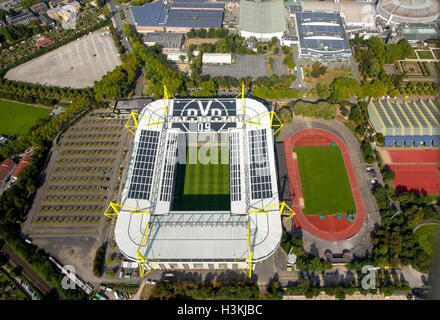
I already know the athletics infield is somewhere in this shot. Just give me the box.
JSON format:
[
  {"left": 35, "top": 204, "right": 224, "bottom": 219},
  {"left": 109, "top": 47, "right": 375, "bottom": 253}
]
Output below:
[{"left": 283, "top": 128, "right": 365, "bottom": 241}]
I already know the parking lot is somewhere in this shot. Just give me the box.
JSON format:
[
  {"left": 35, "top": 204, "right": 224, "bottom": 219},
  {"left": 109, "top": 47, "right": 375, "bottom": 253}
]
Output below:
[{"left": 5, "top": 31, "right": 121, "bottom": 88}]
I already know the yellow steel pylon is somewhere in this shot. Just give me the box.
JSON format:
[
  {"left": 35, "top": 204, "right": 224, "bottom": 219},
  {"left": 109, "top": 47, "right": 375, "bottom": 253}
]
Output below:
[
  {"left": 234, "top": 82, "right": 245, "bottom": 117},
  {"left": 244, "top": 110, "right": 283, "bottom": 135},
  {"left": 247, "top": 201, "right": 296, "bottom": 223},
  {"left": 124, "top": 112, "right": 163, "bottom": 135},
  {"left": 103, "top": 202, "right": 150, "bottom": 221}
]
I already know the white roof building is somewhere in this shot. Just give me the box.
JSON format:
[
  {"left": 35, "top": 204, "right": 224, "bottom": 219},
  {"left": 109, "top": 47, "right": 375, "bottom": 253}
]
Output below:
[
  {"left": 202, "top": 53, "right": 232, "bottom": 64},
  {"left": 114, "top": 98, "right": 282, "bottom": 272}
]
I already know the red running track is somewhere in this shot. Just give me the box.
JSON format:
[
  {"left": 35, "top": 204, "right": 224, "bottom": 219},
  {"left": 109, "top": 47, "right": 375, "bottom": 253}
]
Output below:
[{"left": 283, "top": 128, "right": 365, "bottom": 241}]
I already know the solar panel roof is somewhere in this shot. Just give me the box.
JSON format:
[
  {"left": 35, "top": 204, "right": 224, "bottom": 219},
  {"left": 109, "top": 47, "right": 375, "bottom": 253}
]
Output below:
[{"left": 166, "top": 9, "right": 223, "bottom": 28}]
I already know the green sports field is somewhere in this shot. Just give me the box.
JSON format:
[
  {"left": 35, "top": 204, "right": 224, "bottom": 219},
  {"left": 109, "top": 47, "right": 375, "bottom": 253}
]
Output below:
[
  {"left": 173, "top": 146, "right": 230, "bottom": 211},
  {"left": 0, "top": 99, "right": 50, "bottom": 136},
  {"left": 293, "top": 146, "right": 356, "bottom": 215}
]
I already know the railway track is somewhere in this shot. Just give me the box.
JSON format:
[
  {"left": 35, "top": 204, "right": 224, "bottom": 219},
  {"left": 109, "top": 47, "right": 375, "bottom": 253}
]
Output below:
[{"left": 0, "top": 243, "right": 61, "bottom": 299}]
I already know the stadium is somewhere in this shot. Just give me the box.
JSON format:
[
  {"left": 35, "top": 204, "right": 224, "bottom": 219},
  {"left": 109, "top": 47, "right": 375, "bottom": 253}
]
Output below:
[
  {"left": 112, "top": 95, "right": 283, "bottom": 275},
  {"left": 377, "top": 0, "right": 440, "bottom": 24}
]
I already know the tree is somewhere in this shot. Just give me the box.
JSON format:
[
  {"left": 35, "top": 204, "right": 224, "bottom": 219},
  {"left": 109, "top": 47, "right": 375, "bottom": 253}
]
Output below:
[
  {"left": 179, "top": 55, "right": 186, "bottom": 63},
  {"left": 123, "top": 23, "right": 133, "bottom": 39},
  {"left": 311, "top": 62, "right": 326, "bottom": 78}
]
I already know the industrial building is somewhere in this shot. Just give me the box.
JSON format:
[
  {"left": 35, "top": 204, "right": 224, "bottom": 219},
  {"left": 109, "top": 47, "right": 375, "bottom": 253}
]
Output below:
[
  {"left": 5, "top": 9, "right": 38, "bottom": 25},
  {"left": 377, "top": 0, "right": 440, "bottom": 24},
  {"left": 130, "top": 0, "right": 224, "bottom": 34},
  {"left": 239, "top": 0, "right": 286, "bottom": 41},
  {"left": 367, "top": 99, "right": 440, "bottom": 147},
  {"left": 202, "top": 53, "right": 232, "bottom": 64},
  {"left": 297, "top": 1, "right": 377, "bottom": 30},
  {"left": 144, "top": 32, "right": 184, "bottom": 51},
  {"left": 401, "top": 24, "right": 440, "bottom": 44},
  {"left": 295, "top": 11, "right": 351, "bottom": 62},
  {"left": 114, "top": 97, "right": 282, "bottom": 271}
]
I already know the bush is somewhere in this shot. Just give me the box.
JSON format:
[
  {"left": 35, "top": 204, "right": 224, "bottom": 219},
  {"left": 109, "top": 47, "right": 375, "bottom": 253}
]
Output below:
[
  {"left": 93, "top": 245, "right": 106, "bottom": 277},
  {"left": 291, "top": 101, "right": 336, "bottom": 120}
]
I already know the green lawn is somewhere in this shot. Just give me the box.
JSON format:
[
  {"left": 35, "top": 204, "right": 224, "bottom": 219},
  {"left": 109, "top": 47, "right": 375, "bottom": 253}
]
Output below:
[
  {"left": 173, "top": 146, "right": 230, "bottom": 211},
  {"left": 0, "top": 99, "right": 50, "bottom": 136},
  {"left": 416, "top": 50, "right": 435, "bottom": 60},
  {"left": 293, "top": 146, "right": 356, "bottom": 215},
  {"left": 415, "top": 225, "right": 439, "bottom": 256}
]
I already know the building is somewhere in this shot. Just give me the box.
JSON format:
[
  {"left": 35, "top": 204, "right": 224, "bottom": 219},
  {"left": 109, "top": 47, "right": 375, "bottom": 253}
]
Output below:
[
  {"left": 144, "top": 32, "right": 184, "bottom": 51},
  {"left": 297, "top": 1, "right": 376, "bottom": 30},
  {"left": 39, "top": 14, "right": 54, "bottom": 26},
  {"left": 130, "top": 0, "right": 224, "bottom": 34},
  {"left": 0, "top": 0, "right": 20, "bottom": 11},
  {"left": 167, "top": 52, "right": 189, "bottom": 63},
  {"left": 49, "top": 0, "right": 76, "bottom": 8},
  {"left": 11, "top": 154, "right": 31, "bottom": 182},
  {"left": 377, "top": 0, "right": 440, "bottom": 25},
  {"left": 5, "top": 10, "right": 38, "bottom": 25},
  {"left": 401, "top": 24, "right": 440, "bottom": 44},
  {"left": 114, "top": 97, "right": 282, "bottom": 271},
  {"left": 367, "top": 99, "right": 440, "bottom": 147},
  {"left": 296, "top": 11, "right": 351, "bottom": 62},
  {"left": 114, "top": 98, "right": 154, "bottom": 114},
  {"left": 0, "top": 159, "right": 17, "bottom": 189},
  {"left": 202, "top": 53, "right": 232, "bottom": 64},
  {"left": 47, "top": 1, "right": 80, "bottom": 20},
  {"left": 36, "top": 37, "right": 52, "bottom": 48},
  {"left": 245, "top": 36, "right": 258, "bottom": 52},
  {"left": 239, "top": 0, "right": 286, "bottom": 40},
  {"left": 31, "top": 2, "right": 49, "bottom": 14}
]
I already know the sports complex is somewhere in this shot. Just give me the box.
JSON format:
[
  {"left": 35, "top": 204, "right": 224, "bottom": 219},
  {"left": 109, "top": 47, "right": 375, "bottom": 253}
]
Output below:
[
  {"left": 109, "top": 93, "right": 289, "bottom": 276},
  {"left": 283, "top": 128, "right": 366, "bottom": 242}
]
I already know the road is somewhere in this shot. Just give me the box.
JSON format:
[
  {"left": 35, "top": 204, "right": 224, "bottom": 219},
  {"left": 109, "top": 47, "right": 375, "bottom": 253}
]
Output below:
[
  {"left": 0, "top": 242, "right": 60, "bottom": 299},
  {"left": 107, "top": 0, "right": 131, "bottom": 53},
  {"left": 350, "top": 55, "right": 361, "bottom": 84}
]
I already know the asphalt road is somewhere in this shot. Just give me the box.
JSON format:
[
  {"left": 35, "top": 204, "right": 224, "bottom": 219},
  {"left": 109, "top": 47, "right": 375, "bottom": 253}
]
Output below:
[{"left": 107, "top": 0, "right": 131, "bottom": 53}]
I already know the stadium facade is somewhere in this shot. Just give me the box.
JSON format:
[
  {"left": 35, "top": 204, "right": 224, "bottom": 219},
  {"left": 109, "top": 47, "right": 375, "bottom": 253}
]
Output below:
[
  {"left": 377, "top": 0, "right": 440, "bottom": 24},
  {"left": 295, "top": 11, "right": 351, "bottom": 62},
  {"left": 367, "top": 99, "right": 440, "bottom": 147},
  {"left": 239, "top": 0, "right": 287, "bottom": 41},
  {"left": 129, "top": 0, "right": 224, "bottom": 33},
  {"left": 114, "top": 97, "right": 282, "bottom": 271}
]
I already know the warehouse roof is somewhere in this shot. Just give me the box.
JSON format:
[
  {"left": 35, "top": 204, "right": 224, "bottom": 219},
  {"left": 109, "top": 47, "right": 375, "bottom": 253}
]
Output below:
[
  {"left": 130, "top": 2, "right": 168, "bottom": 27},
  {"left": 367, "top": 99, "right": 440, "bottom": 136},
  {"left": 166, "top": 9, "right": 223, "bottom": 28},
  {"left": 296, "top": 11, "right": 350, "bottom": 53},
  {"left": 239, "top": 0, "right": 286, "bottom": 34},
  {"left": 144, "top": 32, "right": 184, "bottom": 49},
  {"left": 171, "top": 2, "right": 224, "bottom": 10}
]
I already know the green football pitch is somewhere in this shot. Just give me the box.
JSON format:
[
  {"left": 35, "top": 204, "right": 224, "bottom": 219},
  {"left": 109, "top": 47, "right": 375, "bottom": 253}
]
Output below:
[
  {"left": 0, "top": 99, "right": 50, "bottom": 136},
  {"left": 173, "top": 146, "right": 230, "bottom": 211},
  {"left": 293, "top": 146, "right": 356, "bottom": 215}
]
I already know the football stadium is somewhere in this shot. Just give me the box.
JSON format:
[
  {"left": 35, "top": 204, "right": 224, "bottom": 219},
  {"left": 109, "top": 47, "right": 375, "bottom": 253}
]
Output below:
[{"left": 110, "top": 95, "right": 284, "bottom": 275}]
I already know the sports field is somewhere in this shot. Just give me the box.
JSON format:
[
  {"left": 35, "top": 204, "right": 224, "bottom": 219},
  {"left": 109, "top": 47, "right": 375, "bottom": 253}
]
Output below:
[
  {"left": 293, "top": 145, "right": 356, "bottom": 215},
  {"left": 173, "top": 146, "right": 230, "bottom": 211},
  {"left": 415, "top": 225, "right": 439, "bottom": 256},
  {"left": 0, "top": 99, "right": 50, "bottom": 136}
]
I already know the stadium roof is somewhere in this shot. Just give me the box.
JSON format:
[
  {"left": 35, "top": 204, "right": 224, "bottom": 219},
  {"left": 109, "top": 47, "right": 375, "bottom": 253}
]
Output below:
[
  {"left": 115, "top": 98, "right": 282, "bottom": 264},
  {"left": 296, "top": 11, "right": 350, "bottom": 54},
  {"left": 367, "top": 99, "right": 440, "bottom": 136},
  {"left": 239, "top": 0, "right": 286, "bottom": 34},
  {"left": 377, "top": 0, "right": 440, "bottom": 23}
]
